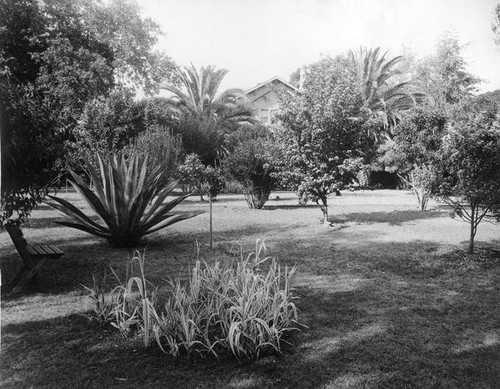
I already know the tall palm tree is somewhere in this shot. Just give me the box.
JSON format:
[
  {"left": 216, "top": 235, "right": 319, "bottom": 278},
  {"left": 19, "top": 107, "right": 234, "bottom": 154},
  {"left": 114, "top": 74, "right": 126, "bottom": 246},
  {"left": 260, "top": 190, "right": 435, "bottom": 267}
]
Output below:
[
  {"left": 349, "top": 47, "right": 425, "bottom": 141},
  {"left": 161, "top": 64, "right": 254, "bottom": 126},
  {"left": 160, "top": 64, "right": 254, "bottom": 164}
]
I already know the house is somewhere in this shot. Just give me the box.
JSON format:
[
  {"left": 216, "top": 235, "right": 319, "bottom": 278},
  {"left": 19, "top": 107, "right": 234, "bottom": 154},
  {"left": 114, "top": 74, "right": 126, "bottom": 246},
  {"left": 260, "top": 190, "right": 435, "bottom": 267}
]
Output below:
[{"left": 245, "top": 76, "right": 299, "bottom": 125}]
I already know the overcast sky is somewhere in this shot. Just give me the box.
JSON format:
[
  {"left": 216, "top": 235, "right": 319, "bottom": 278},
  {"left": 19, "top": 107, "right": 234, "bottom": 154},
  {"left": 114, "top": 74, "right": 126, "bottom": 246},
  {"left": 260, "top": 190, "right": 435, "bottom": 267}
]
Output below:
[{"left": 140, "top": 0, "right": 500, "bottom": 93}]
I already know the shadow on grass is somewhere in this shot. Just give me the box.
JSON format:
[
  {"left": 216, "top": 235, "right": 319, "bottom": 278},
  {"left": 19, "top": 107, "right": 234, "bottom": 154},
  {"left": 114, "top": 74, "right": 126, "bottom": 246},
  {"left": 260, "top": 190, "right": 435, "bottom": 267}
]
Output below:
[
  {"left": 0, "top": 314, "right": 242, "bottom": 388},
  {"left": 338, "top": 209, "right": 445, "bottom": 226},
  {"left": 3, "top": 242, "right": 500, "bottom": 389},
  {"left": 263, "top": 203, "right": 318, "bottom": 210},
  {"left": 0, "top": 221, "right": 298, "bottom": 296},
  {"left": 3, "top": 230, "right": 500, "bottom": 387}
]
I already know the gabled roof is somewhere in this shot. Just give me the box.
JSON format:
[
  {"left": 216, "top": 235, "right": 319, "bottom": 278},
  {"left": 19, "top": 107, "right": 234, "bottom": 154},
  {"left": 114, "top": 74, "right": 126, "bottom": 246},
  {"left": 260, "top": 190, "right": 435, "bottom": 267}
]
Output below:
[{"left": 245, "top": 76, "right": 299, "bottom": 95}]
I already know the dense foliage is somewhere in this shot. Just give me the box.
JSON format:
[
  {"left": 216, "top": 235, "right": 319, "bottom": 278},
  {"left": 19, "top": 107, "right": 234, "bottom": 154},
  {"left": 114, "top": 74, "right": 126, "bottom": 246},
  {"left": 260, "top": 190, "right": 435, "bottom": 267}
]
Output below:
[
  {"left": 414, "top": 33, "right": 480, "bottom": 106},
  {"left": 161, "top": 64, "right": 254, "bottom": 166},
  {"left": 126, "top": 126, "right": 184, "bottom": 193},
  {"left": 433, "top": 100, "right": 500, "bottom": 253},
  {"left": 350, "top": 47, "right": 424, "bottom": 141},
  {"left": 225, "top": 137, "right": 278, "bottom": 209},
  {"left": 176, "top": 154, "right": 225, "bottom": 200},
  {"left": 379, "top": 106, "right": 448, "bottom": 210},
  {"left": 276, "top": 55, "right": 370, "bottom": 223},
  {"left": 0, "top": 0, "right": 174, "bottom": 222}
]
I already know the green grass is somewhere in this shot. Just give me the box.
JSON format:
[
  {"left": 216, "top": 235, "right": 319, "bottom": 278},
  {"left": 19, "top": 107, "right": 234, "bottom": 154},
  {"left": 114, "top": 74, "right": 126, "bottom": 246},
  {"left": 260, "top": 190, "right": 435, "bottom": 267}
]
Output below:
[{"left": 2, "top": 190, "right": 500, "bottom": 388}]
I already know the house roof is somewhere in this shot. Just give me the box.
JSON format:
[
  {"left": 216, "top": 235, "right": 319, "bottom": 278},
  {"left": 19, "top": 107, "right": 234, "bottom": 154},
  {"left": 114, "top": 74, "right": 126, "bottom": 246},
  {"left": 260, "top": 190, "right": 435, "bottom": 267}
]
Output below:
[{"left": 245, "top": 76, "right": 299, "bottom": 95}]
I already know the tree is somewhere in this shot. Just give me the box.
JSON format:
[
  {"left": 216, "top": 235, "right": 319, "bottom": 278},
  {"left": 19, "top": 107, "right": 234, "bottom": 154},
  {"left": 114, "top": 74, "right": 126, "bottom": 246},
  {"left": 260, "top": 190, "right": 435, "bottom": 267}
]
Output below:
[
  {"left": 415, "top": 32, "right": 480, "bottom": 106},
  {"left": 177, "top": 154, "right": 225, "bottom": 201},
  {"left": 434, "top": 99, "right": 500, "bottom": 254},
  {"left": 70, "top": 87, "right": 144, "bottom": 163},
  {"left": 493, "top": 4, "right": 500, "bottom": 47},
  {"left": 0, "top": 0, "right": 173, "bottom": 222},
  {"left": 275, "top": 55, "right": 369, "bottom": 224},
  {"left": 379, "top": 106, "right": 448, "bottom": 210},
  {"left": 349, "top": 47, "right": 424, "bottom": 141},
  {"left": 161, "top": 64, "right": 254, "bottom": 165}
]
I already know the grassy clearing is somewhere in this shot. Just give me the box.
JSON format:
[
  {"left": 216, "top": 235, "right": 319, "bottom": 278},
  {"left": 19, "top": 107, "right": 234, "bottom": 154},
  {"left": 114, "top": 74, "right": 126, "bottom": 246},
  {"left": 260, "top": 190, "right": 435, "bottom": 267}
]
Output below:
[{"left": 1, "top": 190, "right": 500, "bottom": 388}]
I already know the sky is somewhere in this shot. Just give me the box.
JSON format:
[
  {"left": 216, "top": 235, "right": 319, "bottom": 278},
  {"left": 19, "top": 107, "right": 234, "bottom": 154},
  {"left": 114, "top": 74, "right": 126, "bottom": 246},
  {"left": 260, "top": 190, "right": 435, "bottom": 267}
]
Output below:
[{"left": 140, "top": 0, "right": 500, "bottom": 93}]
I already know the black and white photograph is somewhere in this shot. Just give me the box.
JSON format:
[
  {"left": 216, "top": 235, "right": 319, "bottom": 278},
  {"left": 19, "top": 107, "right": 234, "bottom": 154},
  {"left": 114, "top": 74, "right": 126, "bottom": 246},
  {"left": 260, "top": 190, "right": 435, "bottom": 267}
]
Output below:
[{"left": 1, "top": 0, "right": 500, "bottom": 387}]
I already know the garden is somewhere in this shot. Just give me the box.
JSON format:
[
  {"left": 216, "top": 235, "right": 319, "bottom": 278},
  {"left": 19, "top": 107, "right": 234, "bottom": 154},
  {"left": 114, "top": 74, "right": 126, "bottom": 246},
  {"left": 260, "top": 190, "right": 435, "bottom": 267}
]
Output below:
[
  {"left": 2, "top": 0, "right": 500, "bottom": 388},
  {"left": 2, "top": 190, "right": 500, "bottom": 388}
]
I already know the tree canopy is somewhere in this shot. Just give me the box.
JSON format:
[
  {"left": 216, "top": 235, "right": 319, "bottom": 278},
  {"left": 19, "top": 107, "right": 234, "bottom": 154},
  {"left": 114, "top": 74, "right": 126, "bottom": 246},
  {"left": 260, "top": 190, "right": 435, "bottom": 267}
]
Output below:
[
  {"left": 0, "top": 0, "right": 173, "bottom": 221},
  {"left": 415, "top": 32, "right": 480, "bottom": 106},
  {"left": 276, "top": 55, "right": 370, "bottom": 224},
  {"left": 160, "top": 63, "right": 254, "bottom": 166},
  {"left": 350, "top": 47, "right": 424, "bottom": 141},
  {"left": 433, "top": 99, "right": 500, "bottom": 253}
]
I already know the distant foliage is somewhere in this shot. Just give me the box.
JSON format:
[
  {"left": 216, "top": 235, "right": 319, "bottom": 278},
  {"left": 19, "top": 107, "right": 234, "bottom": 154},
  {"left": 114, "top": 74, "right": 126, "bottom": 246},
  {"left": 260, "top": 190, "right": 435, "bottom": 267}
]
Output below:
[
  {"left": 493, "top": 4, "right": 500, "bottom": 47},
  {"left": 350, "top": 47, "right": 424, "bottom": 140},
  {"left": 70, "top": 87, "right": 144, "bottom": 166},
  {"left": 161, "top": 64, "right": 255, "bottom": 166},
  {"left": 126, "top": 126, "right": 184, "bottom": 192},
  {"left": 415, "top": 32, "right": 480, "bottom": 106},
  {"left": 225, "top": 137, "right": 278, "bottom": 209},
  {"left": 380, "top": 106, "right": 448, "bottom": 210}
]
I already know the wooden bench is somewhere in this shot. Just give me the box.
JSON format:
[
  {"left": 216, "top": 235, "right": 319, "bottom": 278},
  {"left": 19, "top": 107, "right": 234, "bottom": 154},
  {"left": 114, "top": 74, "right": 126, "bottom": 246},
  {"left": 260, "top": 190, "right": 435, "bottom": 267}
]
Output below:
[{"left": 5, "top": 219, "right": 64, "bottom": 294}]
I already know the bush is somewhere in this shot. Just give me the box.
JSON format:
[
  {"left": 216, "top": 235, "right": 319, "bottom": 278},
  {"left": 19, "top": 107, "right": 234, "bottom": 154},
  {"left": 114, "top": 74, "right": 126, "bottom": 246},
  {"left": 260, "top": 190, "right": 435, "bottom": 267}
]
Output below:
[
  {"left": 177, "top": 154, "right": 225, "bottom": 200},
  {"left": 126, "top": 126, "right": 184, "bottom": 192},
  {"left": 84, "top": 241, "right": 301, "bottom": 361},
  {"left": 46, "top": 153, "right": 202, "bottom": 247},
  {"left": 225, "top": 139, "right": 277, "bottom": 209},
  {"left": 222, "top": 179, "right": 245, "bottom": 194}
]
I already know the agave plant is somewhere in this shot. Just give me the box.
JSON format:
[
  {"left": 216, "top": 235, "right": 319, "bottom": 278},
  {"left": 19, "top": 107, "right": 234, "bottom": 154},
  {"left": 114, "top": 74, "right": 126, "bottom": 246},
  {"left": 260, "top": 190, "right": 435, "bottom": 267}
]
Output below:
[{"left": 47, "top": 153, "right": 202, "bottom": 247}]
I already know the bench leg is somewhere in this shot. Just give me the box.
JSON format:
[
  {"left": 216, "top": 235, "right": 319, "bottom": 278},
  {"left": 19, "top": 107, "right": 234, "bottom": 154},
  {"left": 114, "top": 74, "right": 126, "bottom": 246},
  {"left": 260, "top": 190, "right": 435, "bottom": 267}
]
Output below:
[{"left": 10, "top": 258, "right": 47, "bottom": 295}]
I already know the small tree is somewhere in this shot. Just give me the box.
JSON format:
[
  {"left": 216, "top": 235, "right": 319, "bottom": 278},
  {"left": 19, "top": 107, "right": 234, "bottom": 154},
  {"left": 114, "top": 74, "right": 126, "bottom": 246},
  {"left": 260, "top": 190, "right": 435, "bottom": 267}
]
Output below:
[
  {"left": 275, "top": 55, "right": 368, "bottom": 224},
  {"left": 177, "top": 154, "right": 225, "bottom": 201},
  {"left": 434, "top": 102, "right": 500, "bottom": 253},
  {"left": 379, "top": 106, "right": 448, "bottom": 210}
]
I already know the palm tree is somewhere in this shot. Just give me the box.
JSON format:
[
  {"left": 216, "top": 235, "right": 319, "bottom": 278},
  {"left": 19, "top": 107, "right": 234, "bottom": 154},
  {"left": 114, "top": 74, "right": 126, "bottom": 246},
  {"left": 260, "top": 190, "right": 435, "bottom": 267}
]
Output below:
[
  {"left": 160, "top": 64, "right": 254, "bottom": 164},
  {"left": 161, "top": 64, "right": 254, "bottom": 124},
  {"left": 349, "top": 47, "right": 425, "bottom": 141}
]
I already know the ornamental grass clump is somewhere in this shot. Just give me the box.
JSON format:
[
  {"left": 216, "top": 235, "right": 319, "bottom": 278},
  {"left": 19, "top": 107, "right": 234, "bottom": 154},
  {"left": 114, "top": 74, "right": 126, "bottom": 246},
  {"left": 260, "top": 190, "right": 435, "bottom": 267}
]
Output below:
[
  {"left": 83, "top": 253, "right": 158, "bottom": 346},
  {"left": 153, "top": 241, "right": 299, "bottom": 360},
  {"left": 84, "top": 241, "right": 301, "bottom": 361},
  {"left": 47, "top": 153, "right": 202, "bottom": 247}
]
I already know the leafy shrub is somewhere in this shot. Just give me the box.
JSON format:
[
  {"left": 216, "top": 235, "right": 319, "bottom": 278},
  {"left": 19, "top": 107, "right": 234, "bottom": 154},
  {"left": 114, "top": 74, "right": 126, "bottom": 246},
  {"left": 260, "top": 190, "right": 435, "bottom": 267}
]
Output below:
[
  {"left": 46, "top": 153, "right": 202, "bottom": 247},
  {"left": 177, "top": 154, "right": 225, "bottom": 200},
  {"left": 85, "top": 241, "right": 301, "bottom": 361},
  {"left": 225, "top": 140, "right": 278, "bottom": 209},
  {"left": 126, "top": 125, "right": 184, "bottom": 192},
  {"left": 222, "top": 179, "right": 245, "bottom": 194}
]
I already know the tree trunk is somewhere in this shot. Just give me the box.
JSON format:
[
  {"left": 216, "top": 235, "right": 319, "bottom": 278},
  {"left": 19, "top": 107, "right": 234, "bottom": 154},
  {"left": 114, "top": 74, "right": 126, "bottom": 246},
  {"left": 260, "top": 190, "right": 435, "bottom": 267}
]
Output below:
[
  {"left": 411, "top": 172, "right": 428, "bottom": 211},
  {"left": 316, "top": 196, "right": 329, "bottom": 225},
  {"left": 468, "top": 206, "right": 476, "bottom": 254}
]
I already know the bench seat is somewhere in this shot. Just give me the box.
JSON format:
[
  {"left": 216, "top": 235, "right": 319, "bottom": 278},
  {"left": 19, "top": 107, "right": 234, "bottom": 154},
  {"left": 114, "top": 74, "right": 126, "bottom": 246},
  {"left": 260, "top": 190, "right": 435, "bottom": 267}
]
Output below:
[{"left": 27, "top": 245, "right": 64, "bottom": 257}]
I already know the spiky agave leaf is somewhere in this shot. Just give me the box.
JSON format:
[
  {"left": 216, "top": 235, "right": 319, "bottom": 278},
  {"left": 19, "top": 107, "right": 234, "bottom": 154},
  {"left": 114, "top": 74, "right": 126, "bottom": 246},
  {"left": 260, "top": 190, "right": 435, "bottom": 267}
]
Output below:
[{"left": 46, "top": 153, "right": 202, "bottom": 246}]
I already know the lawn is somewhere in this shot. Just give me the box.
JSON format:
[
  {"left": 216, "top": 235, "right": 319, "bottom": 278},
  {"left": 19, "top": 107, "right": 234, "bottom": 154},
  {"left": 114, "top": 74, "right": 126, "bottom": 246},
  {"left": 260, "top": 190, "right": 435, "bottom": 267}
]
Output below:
[{"left": 1, "top": 190, "right": 500, "bottom": 388}]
